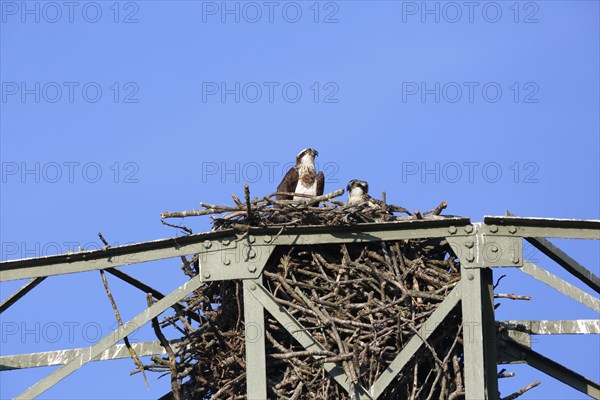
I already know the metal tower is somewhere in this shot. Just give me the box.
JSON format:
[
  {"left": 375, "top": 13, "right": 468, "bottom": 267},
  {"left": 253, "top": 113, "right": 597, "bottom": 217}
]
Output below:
[{"left": 1, "top": 214, "right": 599, "bottom": 399}]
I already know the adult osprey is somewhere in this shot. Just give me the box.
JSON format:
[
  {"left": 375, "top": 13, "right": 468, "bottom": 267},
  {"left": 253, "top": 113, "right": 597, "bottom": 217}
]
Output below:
[
  {"left": 346, "top": 179, "right": 383, "bottom": 208},
  {"left": 276, "top": 148, "right": 325, "bottom": 200}
]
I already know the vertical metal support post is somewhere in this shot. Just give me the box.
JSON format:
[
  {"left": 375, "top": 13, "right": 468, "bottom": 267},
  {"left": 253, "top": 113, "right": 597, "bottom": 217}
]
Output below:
[
  {"left": 481, "top": 268, "right": 499, "bottom": 399},
  {"left": 461, "top": 267, "right": 487, "bottom": 400},
  {"left": 243, "top": 280, "right": 267, "bottom": 400}
]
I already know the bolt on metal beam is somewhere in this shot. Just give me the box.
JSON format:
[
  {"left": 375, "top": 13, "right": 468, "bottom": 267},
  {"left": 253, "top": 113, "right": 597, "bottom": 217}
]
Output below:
[{"left": 484, "top": 216, "right": 600, "bottom": 240}]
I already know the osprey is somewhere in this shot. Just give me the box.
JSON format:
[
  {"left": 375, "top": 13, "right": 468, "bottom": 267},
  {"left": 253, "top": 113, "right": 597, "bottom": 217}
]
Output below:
[
  {"left": 276, "top": 148, "right": 325, "bottom": 200},
  {"left": 346, "top": 179, "right": 383, "bottom": 208}
]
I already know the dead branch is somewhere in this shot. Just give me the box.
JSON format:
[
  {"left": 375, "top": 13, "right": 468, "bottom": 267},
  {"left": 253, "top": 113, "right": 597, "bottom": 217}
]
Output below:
[
  {"left": 500, "top": 380, "right": 541, "bottom": 400},
  {"left": 494, "top": 293, "right": 532, "bottom": 301},
  {"left": 99, "top": 270, "right": 148, "bottom": 387}
]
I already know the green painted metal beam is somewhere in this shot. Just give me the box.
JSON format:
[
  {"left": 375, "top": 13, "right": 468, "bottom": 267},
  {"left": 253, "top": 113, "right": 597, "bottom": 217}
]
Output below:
[
  {"left": 0, "top": 218, "right": 470, "bottom": 282},
  {"left": 484, "top": 216, "right": 600, "bottom": 240},
  {"left": 0, "top": 239, "right": 207, "bottom": 282},
  {"left": 243, "top": 280, "right": 267, "bottom": 399},
  {"left": 269, "top": 220, "right": 470, "bottom": 247},
  {"left": 520, "top": 261, "right": 600, "bottom": 313},
  {"left": 481, "top": 268, "right": 499, "bottom": 399},
  {"left": 461, "top": 268, "right": 487, "bottom": 400}
]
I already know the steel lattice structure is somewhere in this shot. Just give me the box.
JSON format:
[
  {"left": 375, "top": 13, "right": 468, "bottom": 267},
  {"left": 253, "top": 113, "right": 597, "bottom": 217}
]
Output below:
[{"left": 1, "top": 214, "right": 599, "bottom": 399}]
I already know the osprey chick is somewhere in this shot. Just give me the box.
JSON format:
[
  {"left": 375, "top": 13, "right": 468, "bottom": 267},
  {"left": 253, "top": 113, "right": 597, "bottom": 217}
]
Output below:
[
  {"left": 346, "top": 179, "right": 383, "bottom": 208},
  {"left": 277, "top": 148, "right": 325, "bottom": 200}
]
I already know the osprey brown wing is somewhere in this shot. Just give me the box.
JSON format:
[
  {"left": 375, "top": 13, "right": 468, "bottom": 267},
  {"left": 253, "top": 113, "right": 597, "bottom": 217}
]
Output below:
[
  {"left": 276, "top": 167, "right": 299, "bottom": 200},
  {"left": 316, "top": 171, "right": 325, "bottom": 196}
]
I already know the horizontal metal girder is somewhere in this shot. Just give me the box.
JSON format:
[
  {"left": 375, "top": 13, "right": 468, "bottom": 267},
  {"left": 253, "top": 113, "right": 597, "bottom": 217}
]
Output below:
[
  {"left": 0, "top": 238, "right": 208, "bottom": 282},
  {"left": 500, "top": 320, "right": 600, "bottom": 335},
  {"left": 0, "top": 340, "right": 178, "bottom": 371},
  {"left": 0, "top": 217, "right": 470, "bottom": 282},
  {"left": 268, "top": 217, "right": 471, "bottom": 246},
  {"left": 484, "top": 216, "right": 600, "bottom": 240}
]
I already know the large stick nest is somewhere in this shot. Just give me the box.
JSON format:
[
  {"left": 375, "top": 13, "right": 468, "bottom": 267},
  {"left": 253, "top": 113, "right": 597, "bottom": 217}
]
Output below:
[{"left": 156, "top": 189, "right": 465, "bottom": 399}]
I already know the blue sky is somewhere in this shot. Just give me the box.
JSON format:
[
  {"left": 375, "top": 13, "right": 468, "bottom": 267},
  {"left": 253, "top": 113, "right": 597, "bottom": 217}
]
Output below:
[{"left": 1, "top": 0, "right": 599, "bottom": 399}]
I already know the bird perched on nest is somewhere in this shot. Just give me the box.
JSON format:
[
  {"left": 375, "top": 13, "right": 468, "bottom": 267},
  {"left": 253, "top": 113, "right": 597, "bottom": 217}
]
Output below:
[
  {"left": 276, "top": 148, "right": 325, "bottom": 201},
  {"left": 346, "top": 179, "right": 385, "bottom": 208}
]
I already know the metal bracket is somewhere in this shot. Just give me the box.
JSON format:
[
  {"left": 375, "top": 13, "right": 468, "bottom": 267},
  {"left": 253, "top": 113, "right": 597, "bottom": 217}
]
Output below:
[
  {"left": 447, "top": 223, "right": 523, "bottom": 269},
  {"left": 199, "top": 236, "right": 274, "bottom": 281}
]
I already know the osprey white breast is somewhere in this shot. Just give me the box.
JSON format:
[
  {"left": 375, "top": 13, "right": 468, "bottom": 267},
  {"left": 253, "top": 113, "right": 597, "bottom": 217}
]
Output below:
[{"left": 276, "top": 148, "right": 325, "bottom": 201}]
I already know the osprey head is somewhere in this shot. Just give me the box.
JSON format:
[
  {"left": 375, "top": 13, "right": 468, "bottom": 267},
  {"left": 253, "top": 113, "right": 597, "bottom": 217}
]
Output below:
[
  {"left": 347, "top": 179, "right": 369, "bottom": 204},
  {"left": 296, "top": 148, "right": 319, "bottom": 165},
  {"left": 347, "top": 179, "right": 369, "bottom": 194}
]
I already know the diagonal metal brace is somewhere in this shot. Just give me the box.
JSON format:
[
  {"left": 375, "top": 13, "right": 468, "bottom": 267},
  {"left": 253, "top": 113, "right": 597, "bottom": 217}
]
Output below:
[
  {"left": 0, "top": 277, "right": 46, "bottom": 314},
  {"left": 15, "top": 274, "right": 205, "bottom": 399},
  {"left": 247, "top": 279, "right": 373, "bottom": 399},
  {"left": 506, "top": 211, "right": 600, "bottom": 294},
  {"left": 370, "top": 282, "right": 462, "bottom": 398},
  {"left": 524, "top": 236, "right": 599, "bottom": 295},
  {"left": 520, "top": 261, "right": 600, "bottom": 313},
  {"left": 498, "top": 337, "right": 600, "bottom": 399}
]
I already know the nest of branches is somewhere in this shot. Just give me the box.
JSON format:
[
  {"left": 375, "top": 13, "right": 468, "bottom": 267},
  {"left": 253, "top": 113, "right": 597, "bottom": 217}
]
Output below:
[
  {"left": 152, "top": 187, "right": 470, "bottom": 399},
  {"left": 160, "top": 187, "right": 450, "bottom": 232}
]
